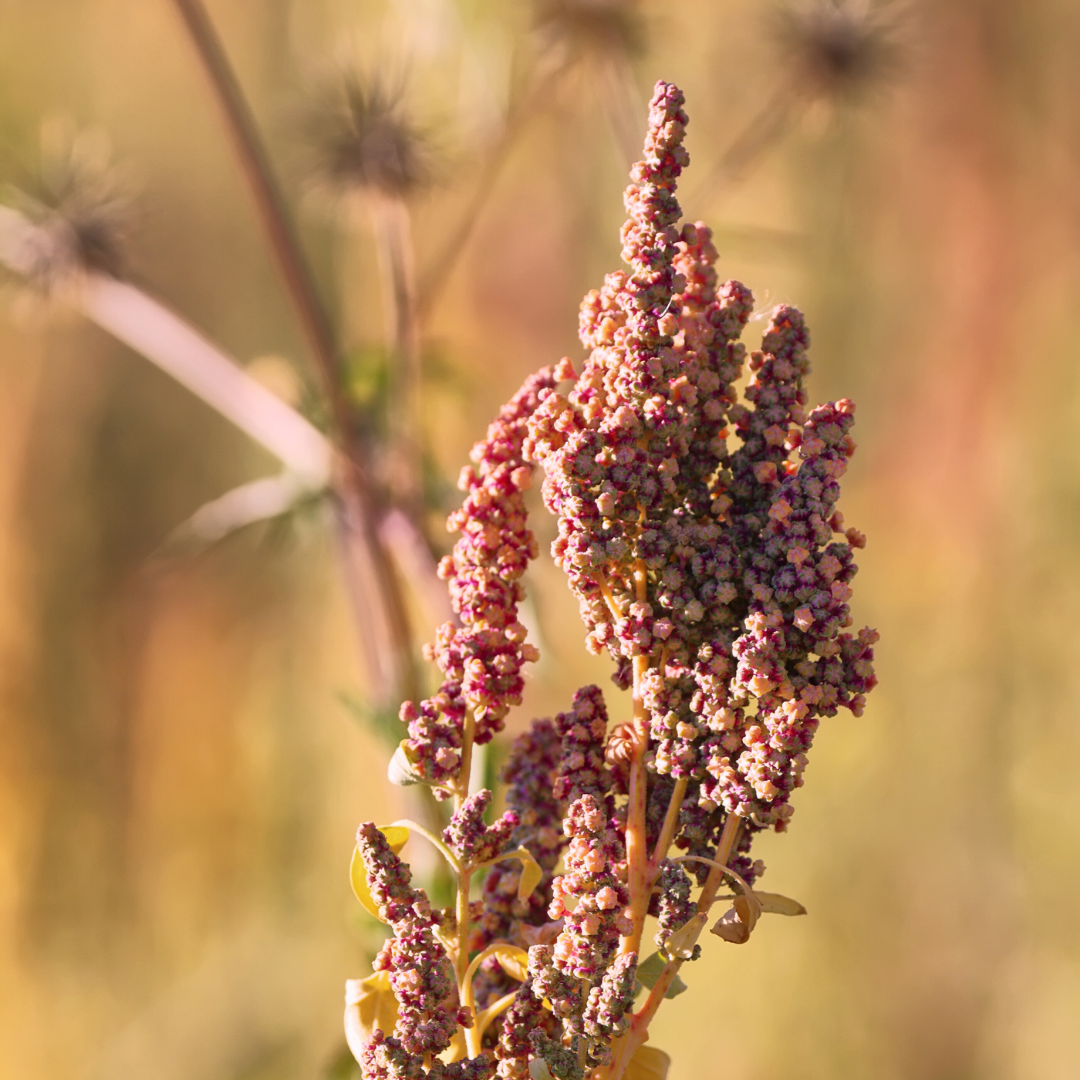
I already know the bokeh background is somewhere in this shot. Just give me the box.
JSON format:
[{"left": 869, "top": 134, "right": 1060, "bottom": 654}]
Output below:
[{"left": 2, "top": 1, "right": 1079, "bottom": 1079}]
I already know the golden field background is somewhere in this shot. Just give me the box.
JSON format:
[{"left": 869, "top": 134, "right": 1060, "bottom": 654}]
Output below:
[{"left": 1, "top": 1, "right": 1079, "bottom": 1079}]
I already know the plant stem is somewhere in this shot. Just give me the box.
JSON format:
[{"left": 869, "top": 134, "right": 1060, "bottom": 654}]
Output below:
[
  {"left": 620, "top": 653, "right": 651, "bottom": 958},
  {"left": 168, "top": 0, "right": 338, "bottom": 391},
  {"left": 695, "top": 812, "right": 742, "bottom": 916},
  {"left": 688, "top": 81, "right": 801, "bottom": 207},
  {"left": 606, "top": 814, "right": 743, "bottom": 1080},
  {"left": 370, "top": 194, "right": 424, "bottom": 519},
  {"left": 452, "top": 708, "right": 478, "bottom": 1048},
  {"left": 650, "top": 775, "right": 689, "bottom": 870}
]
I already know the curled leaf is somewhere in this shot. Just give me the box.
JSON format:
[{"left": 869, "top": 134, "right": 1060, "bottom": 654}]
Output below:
[
  {"left": 711, "top": 889, "right": 763, "bottom": 944},
  {"left": 626, "top": 1046, "right": 671, "bottom": 1080},
  {"left": 709, "top": 866, "right": 765, "bottom": 944},
  {"left": 479, "top": 845, "right": 543, "bottom": 902},
  {"left": 487, "top": 943, "right": 530, "bottom": 982},
  {"left": 349, "top": 825, "right": 410, "bottom": 920},
  {"left": 344, "top": 971, "right": 398, "bottom": 1064},
  {"left": 388, "top": 741, "right": 428, "bottom": 787},
  {"left": 756, "top": 891, "right": 808, "bottom": 916},
  {"left": 711, "top": 904, "right": 751, "bottom": 944},
  {"left": 634, "top": 951, "right": 687, "bottom": 999},
  {"left": 438, "top": 1029, "right": 468, "bottom": 1064},
  {"left": 662, "top": 911, "right": 707, "bottom": 961},
  {"left": 520, "top": 920, "right": 563, "bottom": 948},
  {"left": 529, "top": 1060, "right": 555, "bottom": 1080},
  {"left": 474, "top": 988, "right": 521, "bottom": 1041}
]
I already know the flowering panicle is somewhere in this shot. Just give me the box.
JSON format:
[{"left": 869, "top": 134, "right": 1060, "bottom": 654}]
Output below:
[
  {"left": 495, "top": 981, "right": 551, "bottom": 1080},
  {"left": 444, "top": 791, "right": 519, "bottom": 867},
  {"left": 474, "top": 720, "right": 563, "bottom": 958},
  {"left": 347, "top": 78, "right": 877, "bottom": 1080},
  {"left": 400, "top": 367, "right": 562, "bottom": 791},
  {"left": 356, "top": 824, "right": 464, "bottom": 1058},
  {"left": 554, "top": 685, "right": 613, "bottom": 807}
]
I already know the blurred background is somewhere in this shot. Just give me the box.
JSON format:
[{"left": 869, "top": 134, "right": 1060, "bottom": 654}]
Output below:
[{"left": 1, "top": 1, "right": 1079, "bottom": 1078}]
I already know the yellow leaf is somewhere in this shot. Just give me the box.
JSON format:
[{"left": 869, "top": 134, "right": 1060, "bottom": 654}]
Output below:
[
  {"left": 438, "top": 1029, "right": 468, "bottom": 1064},
  {"left": 662, "top": 912, "right": 707, "bottom": 961},
  {"left": 756, "top": 891, "right": 807, "bottom": 916},
  {"left": 344, "top": 971, "right": 399, "bottom": 1064},
  {"left": 388, "top": 741, "right": 427, "bottom": 787},
  {"left": 505, "top": 847, "right": 543, "bottom": 902},
  {"left": 626, "top": 1045, "right": 671, "bottom": 1080},
  {"left": 734, "top": 890, "right": 762, "bottom": 934},
  {"left": 486, "top": 943, "right": 530, "bottom": 982},
  {"left": 350, "top": 826, "right": 410, "bottom": 921}
]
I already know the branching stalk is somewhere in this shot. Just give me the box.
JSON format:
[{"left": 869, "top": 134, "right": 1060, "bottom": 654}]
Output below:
[
  {"left": 606, "top": 815, "right": 743, "bottom": 1080},
  {"left": 621, "top": 653, "right": 651, "bottom": 959}
]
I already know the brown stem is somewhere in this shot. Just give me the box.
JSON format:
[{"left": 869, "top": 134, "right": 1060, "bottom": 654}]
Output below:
[
  {"left": 620, "top": 653, "right": 651, "bottom": 958},
  {"left": 168, "top": 0, "right": 339, "bottom": 397},
  {"left": 606, "top": 814, "right": 743, "bottom": 1080},
  {"left": 167, "top": 0, "right": 420, "bottom": 703}
]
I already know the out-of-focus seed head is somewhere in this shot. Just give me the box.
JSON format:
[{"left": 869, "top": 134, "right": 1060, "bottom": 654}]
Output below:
[
  {"left": 533, "top": 0, "right": 644, "bottom": 65},
  {"left": 299, "top": 67, "right": 436, "bottom": 202},
  {"left": 1, "top": 121, "right": 130, "bottom": 296},
  {"left": 775, "top": 0, "right": 901, "bottom": 101}
]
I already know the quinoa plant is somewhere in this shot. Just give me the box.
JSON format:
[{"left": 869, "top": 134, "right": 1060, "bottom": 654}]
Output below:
[{"left": 346, "top": 81, "right": 878, "bottom": 1080}]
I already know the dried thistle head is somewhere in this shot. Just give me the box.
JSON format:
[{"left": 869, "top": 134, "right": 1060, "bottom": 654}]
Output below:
[
  {"left": 775, "top": 0, "right": 901, "bottom": 101},
  {"left": 298, "top": 67, "right": 436, "bottom": 203},
  {"left": 533, "top": 0, "right": 644, "bottom": 66},
  {"left": 1, "top": 120, "right": 130, "bottom": 296}
]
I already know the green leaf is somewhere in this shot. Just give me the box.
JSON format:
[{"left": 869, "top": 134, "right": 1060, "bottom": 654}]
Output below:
[
  {"left": 634, "top": 952, "right": 687, "bottom": 999},
  {"left": 350, "top": 826, "right": 410, "bottom": 921}
]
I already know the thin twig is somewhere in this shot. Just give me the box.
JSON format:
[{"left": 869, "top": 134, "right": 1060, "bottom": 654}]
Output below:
[
  {"left": 167, "top": 0, "right": 339, "bottom": 394},
  {"left": 167, "top": 0, "right": 421, "bottom": 702},
  {"left": 416, "top": 62, "right": 565, "bottom": 319},
  {"left": 370, "top": 194, "right": 423, "bottom": 517},
  {"left": 650, "top": 775, "right": 689, "bottom": 870},
  {"left": 687, "top": 81, "right": 802, "bottom": 207}
]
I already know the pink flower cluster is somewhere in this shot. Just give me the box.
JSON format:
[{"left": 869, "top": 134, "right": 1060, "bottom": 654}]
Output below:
[
  {"left": 349, "top": 78, "right": 877, "bottom": 1080},
  {"left": 400, "top": 367, "right": 563, "bottom": 789},
  {"left": 357, "top": 824, "right": 468, "bottom": 1060},
  {"left": 525, "top": 80, "right": 877, "bottom": 829}
]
